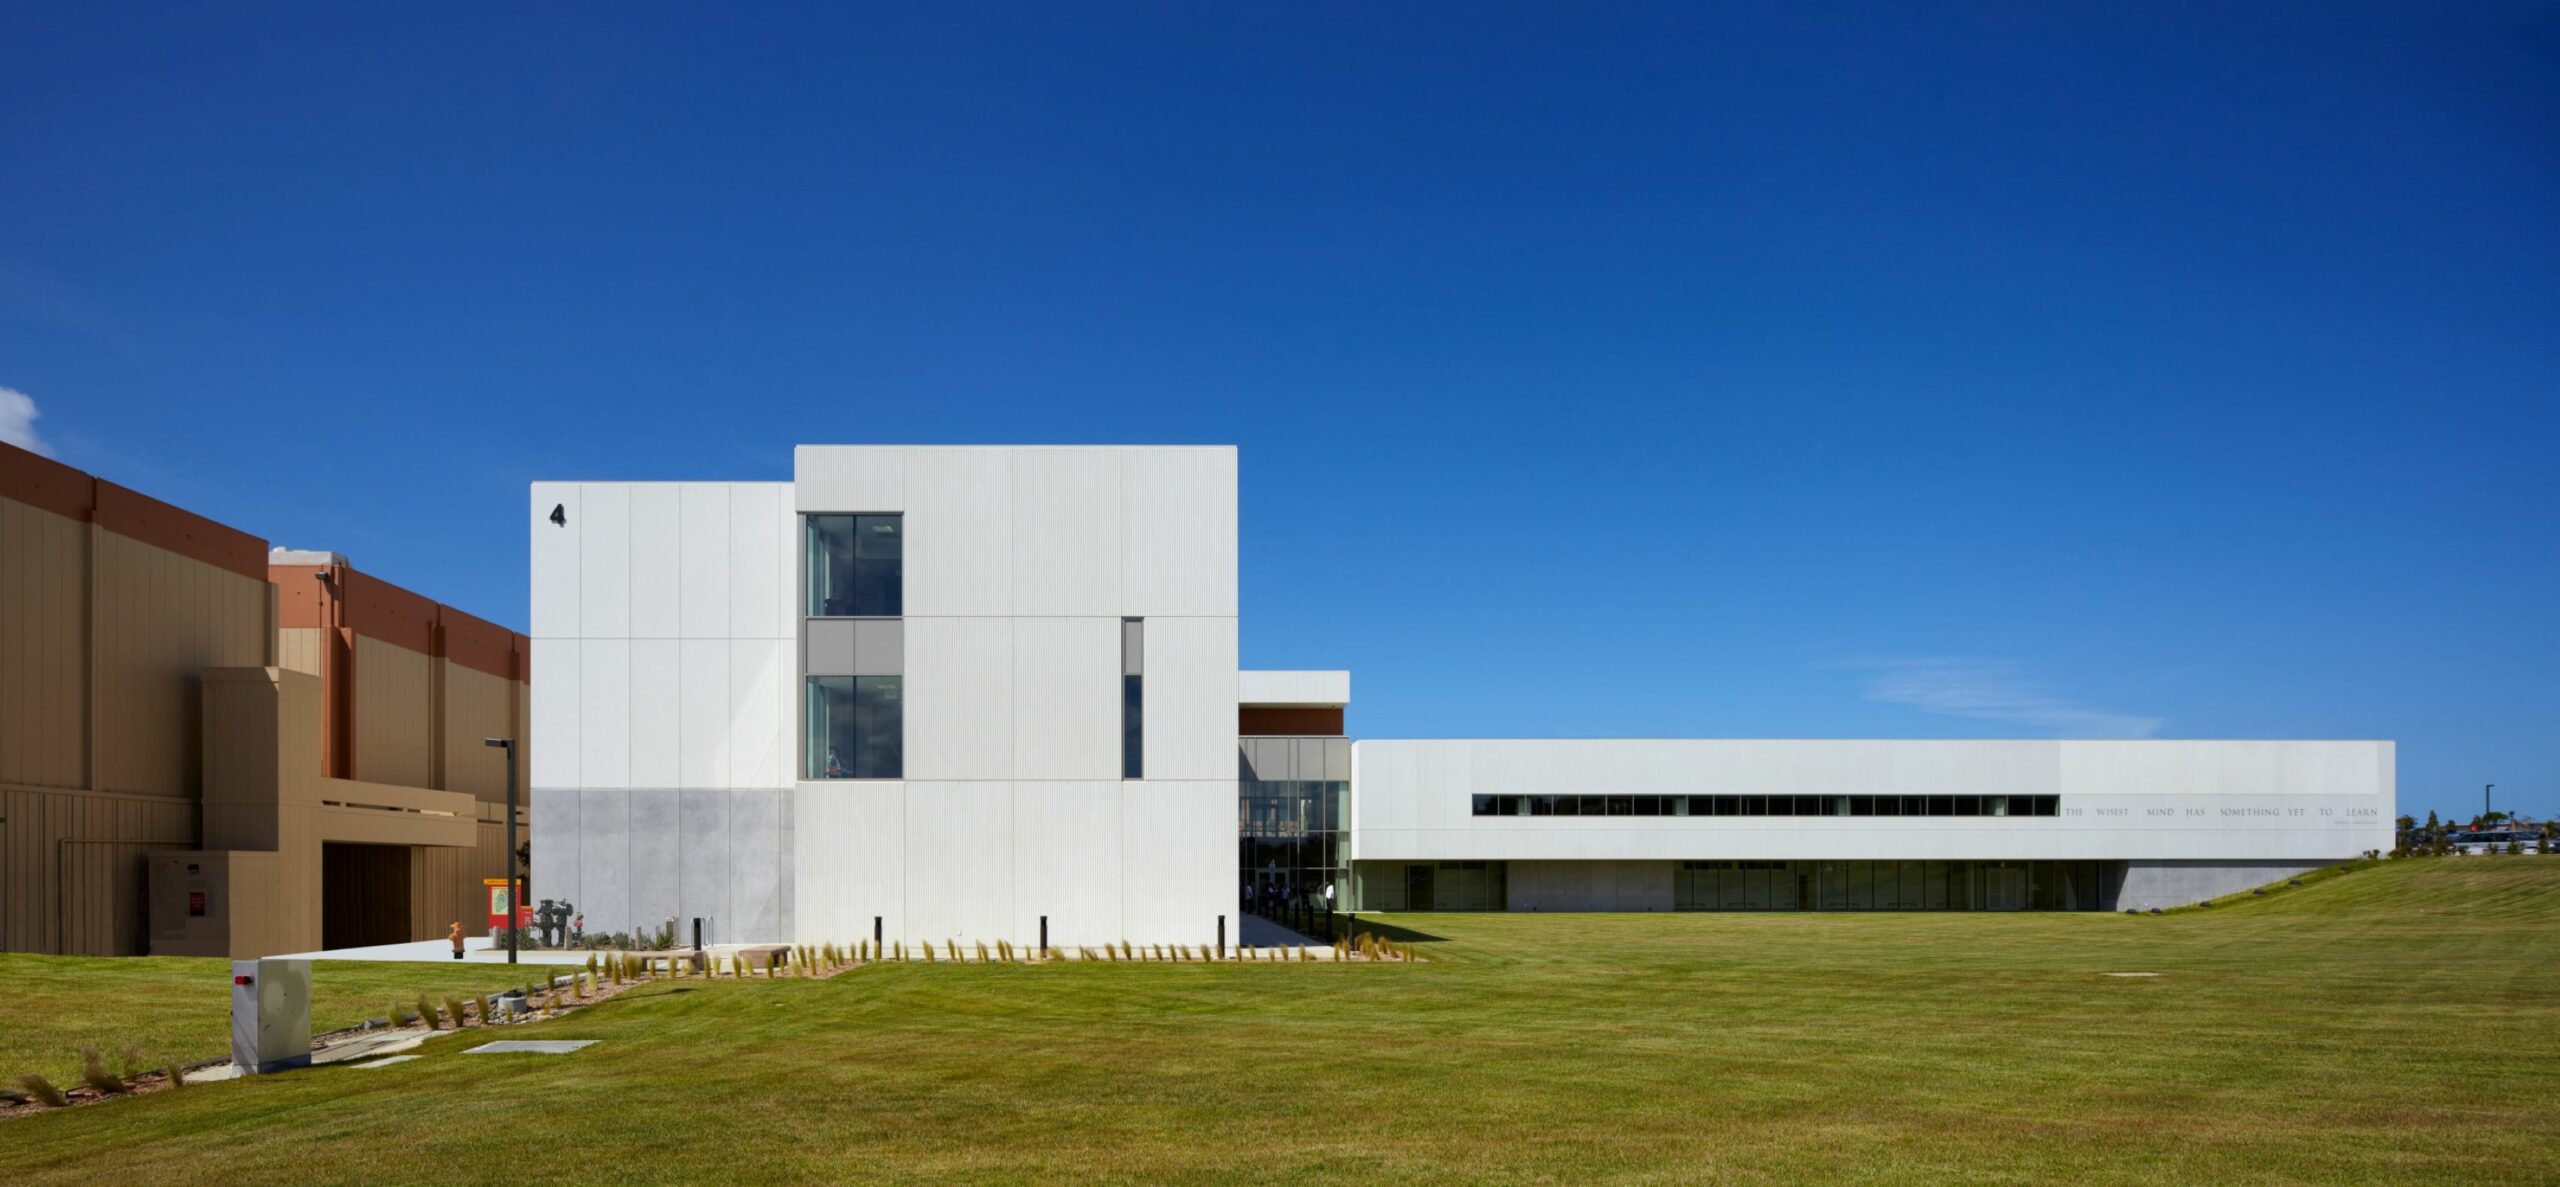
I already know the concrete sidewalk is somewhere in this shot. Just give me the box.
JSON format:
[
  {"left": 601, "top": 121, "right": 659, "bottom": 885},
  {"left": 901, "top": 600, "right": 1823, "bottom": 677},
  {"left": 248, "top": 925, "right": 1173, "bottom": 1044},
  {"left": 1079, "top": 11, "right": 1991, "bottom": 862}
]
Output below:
[
  {"left": 270, "top": 937, "right": 582, "bottom": 964},
  {"left": 1238, "top": 914, "right": 1322, "bottom": 949}
]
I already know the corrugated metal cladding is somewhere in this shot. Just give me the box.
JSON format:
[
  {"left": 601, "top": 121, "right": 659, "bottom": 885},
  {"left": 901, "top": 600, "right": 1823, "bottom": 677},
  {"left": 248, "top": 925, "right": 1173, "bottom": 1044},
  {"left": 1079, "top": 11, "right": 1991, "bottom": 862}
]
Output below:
[{"left": 1, "top": 440, "right": 532, "bottom": 955}]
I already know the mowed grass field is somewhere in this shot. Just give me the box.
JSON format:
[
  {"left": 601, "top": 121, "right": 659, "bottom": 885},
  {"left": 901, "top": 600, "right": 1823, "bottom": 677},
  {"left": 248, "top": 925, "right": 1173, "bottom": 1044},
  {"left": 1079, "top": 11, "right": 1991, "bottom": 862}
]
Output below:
[
  {"left": 4, "top": 858, "right": 2557, "bottom": 1185},
  {"left": 0, "top": 955, "right": 573, "bottom": 1087}
]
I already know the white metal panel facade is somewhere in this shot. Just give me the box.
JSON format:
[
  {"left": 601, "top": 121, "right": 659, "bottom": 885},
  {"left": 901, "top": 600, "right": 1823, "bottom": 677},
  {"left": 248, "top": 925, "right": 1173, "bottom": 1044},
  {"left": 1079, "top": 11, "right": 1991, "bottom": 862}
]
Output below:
[
  {"left": 792, "top": 446, "right": 904, "bottom": 514},
  {"left": 677, "top": 484, "right": 731, "bottom": 639},
  {"left": 532, "top": 480, "right": 800, "bottom": 942},
  {"left": 1010, "top": 616, "right": 1121, "bottom": 781},
  {"left": 1142, "top": 615, "right": 1238, "bottom": 782},
  {"left": 576, "top": 639, "right": 630, "bottom": 790},
  {"left": 1009, "top": 448, "right": 1121, "bottom": 617},
  {"left": 793, "top": 783, "right": 905, "bottom": 943},
  {"left": 1350, "top": 739, "right": 2395, "bottom": 865},
  {"left": 577, "top": 483, "right": 631, "bottom": 638},
  {"left": 629, "top": 639, "right": 680, "bottom": 787},
  {"left": 902, "top": 448, "right": 1011, "bottom": 617},
  {"left": 628, "top": 484, "right": 681, "bottom": 638},
  {"left": 1239, "top": 669, "right": 1351, "bottom": 707},
  {"left": 529, "top": 483, "right": 580, "bottom": 639},
  {"left": 1120, "top": 446, "right": 1238, "bottom": 617},
  {"left": 1011, "top": 781, "right": 1124, "bottom": 946},
  {"left": 902, "top": 617, "right": 1015, "bottom": 781},
  {"left": 763, "top": 445, "right": 1238, "bottom": 946}
]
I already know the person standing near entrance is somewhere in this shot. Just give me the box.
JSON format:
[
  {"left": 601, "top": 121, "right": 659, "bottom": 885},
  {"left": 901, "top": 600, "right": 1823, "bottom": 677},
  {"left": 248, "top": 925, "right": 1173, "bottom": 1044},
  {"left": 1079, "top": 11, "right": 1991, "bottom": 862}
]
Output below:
[{"left": 448, "top": 921, "right": 464, "bottom": 960}]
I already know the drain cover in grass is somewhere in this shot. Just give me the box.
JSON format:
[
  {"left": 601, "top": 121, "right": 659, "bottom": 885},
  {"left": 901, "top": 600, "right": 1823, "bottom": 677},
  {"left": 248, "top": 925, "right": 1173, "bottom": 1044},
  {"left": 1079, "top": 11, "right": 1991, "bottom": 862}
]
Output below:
[
  {"left": 465, "top": 1040, "right": 598, "bottom": 1055},
  {"left": 2104, "top": 972, "right": 2162, "bottom": 977},
  {"left": 351, "top": 1056, "right": 422, "bottom": 1069}
]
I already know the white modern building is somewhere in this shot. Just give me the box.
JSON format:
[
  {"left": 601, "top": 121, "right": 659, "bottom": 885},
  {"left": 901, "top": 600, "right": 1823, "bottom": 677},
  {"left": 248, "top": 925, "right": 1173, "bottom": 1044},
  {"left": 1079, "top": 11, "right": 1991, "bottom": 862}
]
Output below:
[{"left": 531, "top": 444, "right": 2393, "bottom": 945}]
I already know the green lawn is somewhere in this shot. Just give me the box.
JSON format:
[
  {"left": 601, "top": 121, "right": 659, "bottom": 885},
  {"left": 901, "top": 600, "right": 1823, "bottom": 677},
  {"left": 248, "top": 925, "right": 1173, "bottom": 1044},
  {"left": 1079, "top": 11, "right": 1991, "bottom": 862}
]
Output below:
[
  {"left": 5, "top": 858, "right": 2558, "bottom": 1184},
  {"left": 0, "top": 955, "right": 572, "bottom": 1088}
]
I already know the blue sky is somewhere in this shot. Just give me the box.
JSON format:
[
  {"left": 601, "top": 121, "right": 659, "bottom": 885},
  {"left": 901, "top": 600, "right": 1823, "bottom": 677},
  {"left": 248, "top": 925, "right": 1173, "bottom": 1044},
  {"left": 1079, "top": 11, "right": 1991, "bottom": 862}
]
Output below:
[{"left": 2, "top": 4, "right": 2552, "bottom": 823}]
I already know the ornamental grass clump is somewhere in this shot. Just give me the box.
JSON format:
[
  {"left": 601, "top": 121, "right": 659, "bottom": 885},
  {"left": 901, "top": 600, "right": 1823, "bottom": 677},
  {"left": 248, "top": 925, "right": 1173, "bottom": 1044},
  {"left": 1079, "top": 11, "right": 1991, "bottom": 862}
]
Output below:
[
  {"left": 17, "top": 1075, "right": 68, "bottom": 1108},
  {"left": 975, "top": 940, "right": 989, "bottom": 963},
  {"left": 164, "top": 1063, "right": 188, "bottom": 1089},
  {"left": 946, "top": 939, "right": 960, "bottom": 962},
  {"left": 79, "top": 1047, "right": 127, "bottom": 1095},
  {"left": 444, "top": 996, "right": 470, "bottom": 1028}
]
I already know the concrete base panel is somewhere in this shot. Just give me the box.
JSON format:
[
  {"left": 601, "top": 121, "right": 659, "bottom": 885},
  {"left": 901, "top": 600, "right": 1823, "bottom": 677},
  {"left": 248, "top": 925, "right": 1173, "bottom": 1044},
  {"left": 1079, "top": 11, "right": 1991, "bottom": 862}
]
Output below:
[
  {"left": 540, "top": 786, "right": 793, "bottom": 943},
  {"left": 2116, "top": 860, "right": 2337, "bottom": 910}
]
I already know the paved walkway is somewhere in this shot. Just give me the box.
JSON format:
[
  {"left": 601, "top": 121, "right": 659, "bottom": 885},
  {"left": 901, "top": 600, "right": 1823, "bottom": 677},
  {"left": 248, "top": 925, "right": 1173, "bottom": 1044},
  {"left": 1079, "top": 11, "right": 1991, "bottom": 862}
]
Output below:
[
  {"left": 1238, "top": 914, "right": 1322, "bottom": 949},
  {"left": 268, "top": 937, "right": 583, "bottom": 965}
]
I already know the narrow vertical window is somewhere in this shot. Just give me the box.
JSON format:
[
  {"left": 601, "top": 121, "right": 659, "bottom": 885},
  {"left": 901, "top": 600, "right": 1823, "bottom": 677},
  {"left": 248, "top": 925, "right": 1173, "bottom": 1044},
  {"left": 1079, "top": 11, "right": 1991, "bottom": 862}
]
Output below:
[{"left": 1122, "top": 618, "right": 1143, "bottom": 779}]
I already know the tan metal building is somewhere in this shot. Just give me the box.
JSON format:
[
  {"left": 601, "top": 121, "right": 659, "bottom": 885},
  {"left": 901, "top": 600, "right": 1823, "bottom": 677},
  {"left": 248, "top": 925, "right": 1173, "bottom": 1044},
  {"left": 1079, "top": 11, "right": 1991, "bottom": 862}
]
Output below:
[{"left": 0, "top": 440, "right": 530, "bottom": 957}]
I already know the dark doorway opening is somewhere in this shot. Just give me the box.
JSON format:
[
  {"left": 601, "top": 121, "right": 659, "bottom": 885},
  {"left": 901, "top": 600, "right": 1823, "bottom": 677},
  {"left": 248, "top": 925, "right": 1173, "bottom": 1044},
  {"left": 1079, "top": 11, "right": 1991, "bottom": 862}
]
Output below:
[
  {"left": 1405, "top": 863, "right": 1435, "bottom": 912},
  {"left": 322, "top": 842, "right": 412, "bottom": 950}
]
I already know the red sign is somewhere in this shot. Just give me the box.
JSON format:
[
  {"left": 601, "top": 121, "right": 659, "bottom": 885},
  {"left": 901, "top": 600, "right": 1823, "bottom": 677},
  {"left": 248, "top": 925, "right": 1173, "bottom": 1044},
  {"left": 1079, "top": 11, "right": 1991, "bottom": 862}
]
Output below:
[{"left": 188, "top": 891, "right": 207, "bottom": 917}]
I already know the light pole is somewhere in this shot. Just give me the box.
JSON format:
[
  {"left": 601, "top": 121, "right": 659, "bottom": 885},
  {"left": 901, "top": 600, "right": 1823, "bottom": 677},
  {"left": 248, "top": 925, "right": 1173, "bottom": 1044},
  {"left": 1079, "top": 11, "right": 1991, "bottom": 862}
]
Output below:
[
  {"left": 485, "top": 737, "right": 518, "bottom": 964},
  {"left": 2485, "top": 784, "right": 2494, "bottom": 826}
]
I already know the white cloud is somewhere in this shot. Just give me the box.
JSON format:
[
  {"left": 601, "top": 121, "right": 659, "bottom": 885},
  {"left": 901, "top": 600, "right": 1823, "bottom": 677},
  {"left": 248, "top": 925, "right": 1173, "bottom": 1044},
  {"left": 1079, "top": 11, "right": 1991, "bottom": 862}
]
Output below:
[
  {"left": 0, "top": 386, "right": 49, "bottom": 455},
  {"left": 1847, "top": 657, "right": 2161, "bottom": 739}
]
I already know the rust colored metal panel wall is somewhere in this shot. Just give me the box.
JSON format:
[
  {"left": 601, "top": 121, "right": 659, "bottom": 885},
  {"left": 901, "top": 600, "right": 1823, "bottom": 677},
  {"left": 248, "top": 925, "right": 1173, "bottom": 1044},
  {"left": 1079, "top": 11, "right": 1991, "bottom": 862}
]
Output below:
[
  {"left": 340, "top": 569, "right": 438, "bottom": 655},
  {"left": 351, "top": 635, "right": 436, "bottom": 789},
  {"left": 1240, "top": 706, "right": 1345, "bottom": 736},
  {"left": 271, "top": 558, "right": 531, "bottom": 794},
  {"left": 0, "top": 442, "right": 264, "bottom": 581},
  {"left": 0, "top": 499, "right": 89, "bottom": 790},
  {"left": 270, "top": 563, "right": 332, "bottom": 628},
  {"left": 90, "top": 482, "right": 268, "bottom": 583},
  {"left": 0, "top": 443, "right": 93, "bottom": 519},
  {"left": 438, "top": 606, "right": 520, "bottom": 682}
]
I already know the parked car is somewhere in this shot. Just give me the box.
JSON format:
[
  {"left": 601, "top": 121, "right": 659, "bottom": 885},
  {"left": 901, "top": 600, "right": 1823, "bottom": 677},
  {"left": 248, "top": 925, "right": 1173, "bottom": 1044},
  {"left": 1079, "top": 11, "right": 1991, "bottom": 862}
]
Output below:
[{"left": 2448, "top": 830, "right": 2547, "bottom": 856}]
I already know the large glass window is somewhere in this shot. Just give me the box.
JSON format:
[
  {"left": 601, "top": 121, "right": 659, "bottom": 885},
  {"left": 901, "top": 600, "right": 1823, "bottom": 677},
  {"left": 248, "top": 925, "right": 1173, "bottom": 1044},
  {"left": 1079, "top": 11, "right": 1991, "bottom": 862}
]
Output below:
[
  {"left": 807, "top": 675, "right": 901, "bottom": 779},
  {"left": 805, "top": 514, "right": 902, "bottom": 617}
]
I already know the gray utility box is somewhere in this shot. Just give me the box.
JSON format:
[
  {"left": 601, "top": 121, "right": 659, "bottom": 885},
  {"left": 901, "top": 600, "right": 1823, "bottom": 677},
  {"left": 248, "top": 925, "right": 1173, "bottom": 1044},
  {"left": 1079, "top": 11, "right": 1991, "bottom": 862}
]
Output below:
[{"left": 230, "top": 958, "right": 312, "bottom": 1074}]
